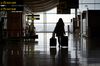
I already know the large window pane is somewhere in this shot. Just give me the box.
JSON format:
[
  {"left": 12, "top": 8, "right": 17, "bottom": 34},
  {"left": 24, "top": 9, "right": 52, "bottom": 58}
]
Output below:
[{"left": 34, "top": 7, "right": 75, "bottom": 33}]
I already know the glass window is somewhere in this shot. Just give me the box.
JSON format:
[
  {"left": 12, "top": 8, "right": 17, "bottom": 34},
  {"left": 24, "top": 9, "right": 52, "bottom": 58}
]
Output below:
[{"left": 34, "top": 7, "right": 75, "bottom": 33}]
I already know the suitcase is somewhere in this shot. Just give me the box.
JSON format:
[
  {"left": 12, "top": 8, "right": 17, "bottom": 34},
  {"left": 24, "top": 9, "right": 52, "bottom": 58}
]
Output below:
[
  {"left": 61, "top": 36, "right": 68, "bottom": 46},
  {"left": 50, "top": 37, "right": 57, "bottom": 46}
]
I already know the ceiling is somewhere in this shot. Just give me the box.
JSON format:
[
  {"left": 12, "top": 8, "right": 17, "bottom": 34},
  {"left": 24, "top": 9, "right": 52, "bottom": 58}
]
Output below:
[{"left": 24, "top": 0, "right": 59, "bottom": 12}]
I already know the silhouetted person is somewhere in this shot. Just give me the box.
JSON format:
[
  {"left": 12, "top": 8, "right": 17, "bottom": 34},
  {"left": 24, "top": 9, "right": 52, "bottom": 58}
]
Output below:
[{"left": 53, "top": 18, "right": 65, "bottom": 47}]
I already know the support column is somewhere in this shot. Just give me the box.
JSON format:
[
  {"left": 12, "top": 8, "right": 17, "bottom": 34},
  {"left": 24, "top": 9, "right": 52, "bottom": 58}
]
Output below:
[{"left": 7, "top": 12, "right": 23, "bottom": 38}]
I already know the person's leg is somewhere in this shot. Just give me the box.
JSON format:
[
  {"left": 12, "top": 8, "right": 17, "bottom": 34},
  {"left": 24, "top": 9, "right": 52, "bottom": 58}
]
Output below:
[{"left": 58, "top": 36, "right": 61, "bottom": 47}]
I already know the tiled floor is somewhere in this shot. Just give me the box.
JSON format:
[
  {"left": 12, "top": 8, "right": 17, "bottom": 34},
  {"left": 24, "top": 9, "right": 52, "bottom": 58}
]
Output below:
[{"left": 1, "top": 33, "right": 100, "bottom": 66}]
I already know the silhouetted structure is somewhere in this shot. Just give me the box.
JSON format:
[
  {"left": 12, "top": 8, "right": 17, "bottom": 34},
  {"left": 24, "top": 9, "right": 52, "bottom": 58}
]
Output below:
[
  {"left": 0, "top": 17, "right": 5, "bottom": 66},
  {"left": 53, "top": 18, "right": 65, "bottom": 47}
]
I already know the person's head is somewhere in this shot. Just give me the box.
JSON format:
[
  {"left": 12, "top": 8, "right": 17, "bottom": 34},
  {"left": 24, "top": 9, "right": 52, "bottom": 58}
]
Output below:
[{"left": 58, "top": 18, "right": 63, "bottom": 22}]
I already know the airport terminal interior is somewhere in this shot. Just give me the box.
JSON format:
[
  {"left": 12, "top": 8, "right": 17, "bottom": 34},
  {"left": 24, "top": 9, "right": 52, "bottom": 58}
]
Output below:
[{"left": 1, "top": 0, "right": 100, "bottom": 66}]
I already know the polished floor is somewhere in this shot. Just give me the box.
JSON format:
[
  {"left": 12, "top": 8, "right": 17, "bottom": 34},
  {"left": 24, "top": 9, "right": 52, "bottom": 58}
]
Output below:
[{"left": 0, "top": 33, "right": 100, "bottom": 66}]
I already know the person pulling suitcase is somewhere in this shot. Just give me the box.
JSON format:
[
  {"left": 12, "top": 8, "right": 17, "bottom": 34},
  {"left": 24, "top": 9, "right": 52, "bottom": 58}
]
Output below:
[{"left": 53, "top": 18, "right": 66, "bottom": 48}]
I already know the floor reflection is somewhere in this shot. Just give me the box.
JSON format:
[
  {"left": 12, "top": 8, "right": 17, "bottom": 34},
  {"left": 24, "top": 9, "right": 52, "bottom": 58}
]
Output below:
[
  {"left": 1, "top": 33, "right": 79, "bottom": 66},
  {"left": 3, "top": 41, "right": 23, "bottom": 66},
  {"left": 56, "top": 48, "right": 69, "bottom": 66},
  {"left": 2, "top": 33, "right": 100, "bottom": 66}
]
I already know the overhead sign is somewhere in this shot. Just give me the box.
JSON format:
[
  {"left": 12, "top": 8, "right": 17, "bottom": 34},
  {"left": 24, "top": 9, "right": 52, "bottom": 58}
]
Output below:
[
  {"left": 57, "top": 0, "right": 79, "bottom": 14},
  {"left": 0, "top": 0, "right": 23, "bottom": 5},
  {"left": 0, "top": 0, "right": 23, "bottom": 11},
  {"left": 67, "top": 0, "right": 79, "bottom": 8},
  {"left": 57, "top": 0, "right": 70, "bottom": 14},
  {"left": 27, "top": 15, "right": 40, "bottom": 20},
  {"left": 0, "top": 6, "right": 23, "bottom": 11}
]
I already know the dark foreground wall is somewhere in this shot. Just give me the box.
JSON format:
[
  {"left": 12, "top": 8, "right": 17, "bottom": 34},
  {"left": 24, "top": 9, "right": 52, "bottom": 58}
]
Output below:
[
  {"left": 88, "top": 10, "right": 100, "bottom": 49},
  {"left": 88, "top": 10, "right": 100, "bottom": 38}
]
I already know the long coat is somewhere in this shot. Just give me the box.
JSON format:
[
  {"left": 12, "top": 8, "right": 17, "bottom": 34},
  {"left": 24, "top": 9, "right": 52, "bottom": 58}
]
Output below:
[{"left": 53, "top": 18, "right": 65, "bottom": 37}]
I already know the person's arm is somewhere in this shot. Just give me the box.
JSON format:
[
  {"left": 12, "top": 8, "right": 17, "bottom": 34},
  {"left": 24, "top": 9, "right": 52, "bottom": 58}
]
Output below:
[
  {"left": 52, "top": 24, "right": 57, "bottom": 38},
  {"left": 63, "top": 24, "right": 66, "bottom": 35}
]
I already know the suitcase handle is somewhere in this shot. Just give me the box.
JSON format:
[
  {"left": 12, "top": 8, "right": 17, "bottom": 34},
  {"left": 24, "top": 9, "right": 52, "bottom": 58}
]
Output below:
[{"left": 52, "top": 33, "right": 55, "bottom": 38}]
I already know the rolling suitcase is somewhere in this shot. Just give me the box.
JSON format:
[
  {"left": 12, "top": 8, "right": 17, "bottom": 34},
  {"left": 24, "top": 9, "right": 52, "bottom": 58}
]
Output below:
[
  {"left": 61, "top": 36, "right": 68, "bottom": 46},
  {"left": 50, "top": 37, "right": 57, "bottom": 46}
]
